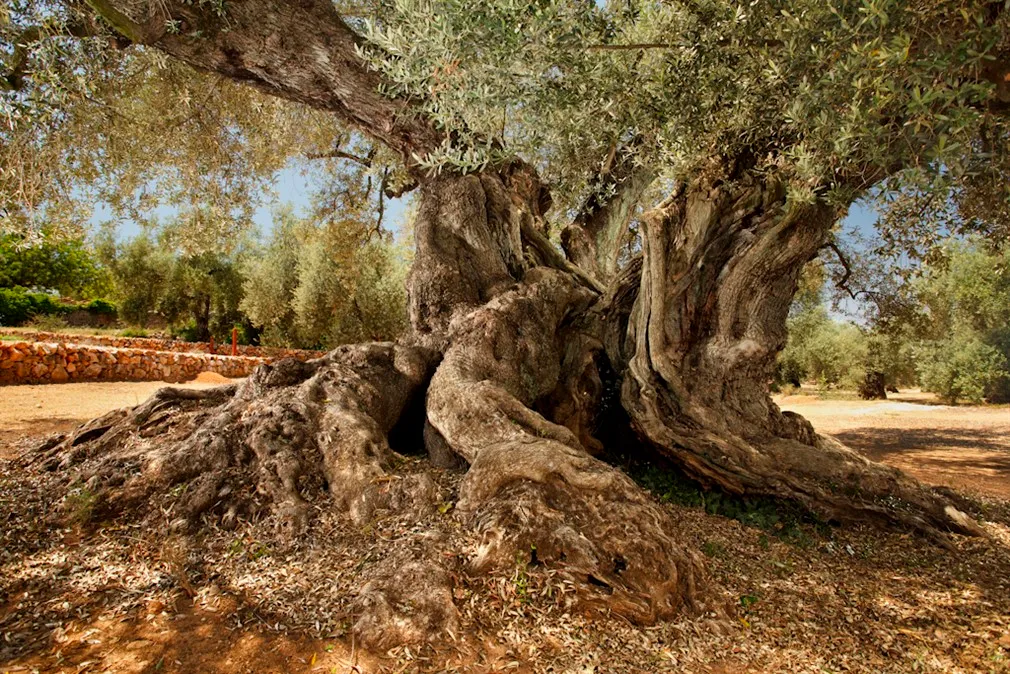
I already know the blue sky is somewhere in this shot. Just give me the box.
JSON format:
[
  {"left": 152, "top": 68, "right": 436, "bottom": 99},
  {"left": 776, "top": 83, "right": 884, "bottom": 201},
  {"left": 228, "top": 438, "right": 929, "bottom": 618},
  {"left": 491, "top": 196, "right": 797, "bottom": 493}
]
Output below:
[
  {"left": 95, "top": 166, "right": 879, "bottom": 258},
  {"left": 95, "top": 165, "right": 411, "bottom": 242}
]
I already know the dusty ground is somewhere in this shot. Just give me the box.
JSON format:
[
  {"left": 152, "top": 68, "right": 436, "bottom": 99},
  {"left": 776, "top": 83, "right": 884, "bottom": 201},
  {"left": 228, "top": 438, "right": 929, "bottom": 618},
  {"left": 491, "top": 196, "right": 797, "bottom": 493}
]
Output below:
[
  {"left": 1, "top": 384, "right": 1009, "bottom": 673},
  {"left": 0, "top": 375, "right": 233, "bottom": 460},
  {"left": 777, "top": 390, "right": 1010, "bottom": 500}
]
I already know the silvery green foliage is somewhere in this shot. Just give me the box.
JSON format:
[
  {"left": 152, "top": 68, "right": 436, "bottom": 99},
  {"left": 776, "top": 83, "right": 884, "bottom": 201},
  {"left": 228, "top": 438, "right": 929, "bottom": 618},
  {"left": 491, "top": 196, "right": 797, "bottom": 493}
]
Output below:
[
  {"left": 3, "top": 0, "right": 1010, "bottom": 253},
  {"left": 241, "top": 206, "right": 408, "bottom": 349},
  {"left": 360, "top": 0, "right": 1007, "bottom": 208},
  {"left": 1, "top": 1, "right": 384, "bottom": 243}
]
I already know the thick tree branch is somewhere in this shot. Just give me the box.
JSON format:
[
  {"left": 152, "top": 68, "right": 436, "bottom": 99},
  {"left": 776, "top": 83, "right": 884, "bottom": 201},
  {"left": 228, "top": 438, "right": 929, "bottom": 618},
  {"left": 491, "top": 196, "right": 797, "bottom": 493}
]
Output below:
[
  {"left": 520, "top": 218, "right": 605, "bottom": 294},
  {"left": 83, "top": 0, "right": 166, "bottom": 44},
  {"left": 87, "top": 0, "right": 443, "bottom": 167},
  {"left": 561, "top": 145, "right": 654, "bottom": 282}
]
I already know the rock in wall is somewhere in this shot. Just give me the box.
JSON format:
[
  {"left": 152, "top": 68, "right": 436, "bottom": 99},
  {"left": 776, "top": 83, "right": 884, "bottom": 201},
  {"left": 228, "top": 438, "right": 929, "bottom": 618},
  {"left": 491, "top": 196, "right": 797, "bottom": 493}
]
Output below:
[{"left": 0, "top": 330, "right": 324, "bottom": 360}]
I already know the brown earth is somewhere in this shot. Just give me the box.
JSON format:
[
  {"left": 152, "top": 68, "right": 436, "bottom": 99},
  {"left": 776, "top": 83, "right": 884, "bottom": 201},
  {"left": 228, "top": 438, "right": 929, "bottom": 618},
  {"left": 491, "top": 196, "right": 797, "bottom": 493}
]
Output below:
[
  {"left": 1, "top": 384, "right": 1009, "bottom": 673},
  {"left": 0, "top": 380, "right": 235, "bottom": 461},
  {"left": 776, "top": 390, "right": 1010, "bottom": 500}
]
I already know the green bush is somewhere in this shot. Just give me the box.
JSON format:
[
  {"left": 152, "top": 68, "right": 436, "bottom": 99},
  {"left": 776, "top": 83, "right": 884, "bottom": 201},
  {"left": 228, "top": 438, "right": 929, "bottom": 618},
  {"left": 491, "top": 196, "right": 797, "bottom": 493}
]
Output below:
[
  {"left": 0, "top": 286, "right": 117, "bottom": 326},
  {"left": 916, "top": 336, "right": 1008, "bottom": 404},
  {"left": 85, "top": 298, "right": 118, "bottom": 316},
  {"left": 25, "top": 291, "right": 67, "bottom": 316},
  {"left": 0, "top": 287, "right": 34, "bottom": 325}
]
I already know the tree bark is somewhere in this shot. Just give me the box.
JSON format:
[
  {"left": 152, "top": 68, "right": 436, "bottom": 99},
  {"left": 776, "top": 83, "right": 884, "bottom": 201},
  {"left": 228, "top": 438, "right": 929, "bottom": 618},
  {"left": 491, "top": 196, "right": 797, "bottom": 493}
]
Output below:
[
  {"left": 561, "top": 148, "right": 654, "bottom": 284},
  {"left": 618, "top": 172, "right": 981, "bottom": 538}
]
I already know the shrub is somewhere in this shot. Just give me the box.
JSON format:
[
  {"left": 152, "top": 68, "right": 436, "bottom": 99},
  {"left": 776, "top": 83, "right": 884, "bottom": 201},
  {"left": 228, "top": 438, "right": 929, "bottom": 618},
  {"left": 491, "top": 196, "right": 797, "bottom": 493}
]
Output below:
[
  {"left": 85, "top": 298, "right": 118, "bottom": 316},
  {"left": 25, "top": 291, "right": 67, "bottom": 316},
  {"left": 0, "top": 287, "right": 33, "bottom": 325},
  {"left": 916, "top": 337, "right": 1008, "bottom": 404}
]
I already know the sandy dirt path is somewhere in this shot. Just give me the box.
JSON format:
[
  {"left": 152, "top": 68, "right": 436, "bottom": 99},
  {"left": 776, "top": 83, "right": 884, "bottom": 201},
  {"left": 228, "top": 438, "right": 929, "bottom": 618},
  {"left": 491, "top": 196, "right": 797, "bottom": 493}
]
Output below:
[
  {"left": 777, "top": 391, "right": 1010, "bottom": 500},
  {"left": 3, "top": 381, "right": 1005, "bottom": 498},
  {"left": 0, "top": 376, "right": 235, "bottom": 459}
]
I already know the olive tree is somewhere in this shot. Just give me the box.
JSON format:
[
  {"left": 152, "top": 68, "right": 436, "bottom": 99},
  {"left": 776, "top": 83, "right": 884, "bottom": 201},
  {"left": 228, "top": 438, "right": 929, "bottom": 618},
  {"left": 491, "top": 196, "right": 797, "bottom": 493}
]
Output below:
[{"left": 6, "top": 0, "right": 1008, "bottom": 646}]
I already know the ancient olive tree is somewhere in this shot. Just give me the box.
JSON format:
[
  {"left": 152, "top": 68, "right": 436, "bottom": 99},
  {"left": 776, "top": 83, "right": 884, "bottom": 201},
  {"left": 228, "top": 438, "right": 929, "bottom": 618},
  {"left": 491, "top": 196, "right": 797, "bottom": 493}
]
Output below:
[{"left": 4, "top": 0, "right": 1008, "bottom": 645}]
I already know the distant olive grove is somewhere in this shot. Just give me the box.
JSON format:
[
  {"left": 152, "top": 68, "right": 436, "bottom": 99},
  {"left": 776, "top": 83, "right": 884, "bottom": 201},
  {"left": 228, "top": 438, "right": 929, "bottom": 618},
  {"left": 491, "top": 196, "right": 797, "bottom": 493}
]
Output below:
[
  {"left": 777, "top": 238, "right": 1010, "bottom": 404},
  {"left": 3, "top": 220, "right": 1007, "bottom": 403},
  {"left": 0, "top": 207, "right": 408, "bottom": 350}
]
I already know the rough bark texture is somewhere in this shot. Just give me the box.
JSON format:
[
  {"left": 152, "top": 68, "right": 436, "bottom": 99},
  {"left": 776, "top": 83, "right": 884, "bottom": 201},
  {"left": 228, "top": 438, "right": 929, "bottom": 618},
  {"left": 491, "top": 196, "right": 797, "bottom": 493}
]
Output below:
[
  {"left": 620, "top": 173, "right": 981, "bottom": 539},
  {"left": 426, "top": 267, "right": 711, "bottom": 622},
  {"left": 89, "top": 0, "right": 441, "bottom": 162},
  {"left": 35, "top": 343, "right": 438, "bottom": 532},
  {"left": 561, "top": 153, "right": 654, "bottom": 284},
  {"left": 858, "top": 371, "right": 889, "bottom": 400}
]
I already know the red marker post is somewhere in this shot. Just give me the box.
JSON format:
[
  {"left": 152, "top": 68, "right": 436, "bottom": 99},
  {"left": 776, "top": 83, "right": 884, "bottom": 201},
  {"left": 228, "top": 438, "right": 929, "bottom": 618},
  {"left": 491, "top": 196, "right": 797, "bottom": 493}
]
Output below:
[{"left": 231, "top": 328, "right": 238, "bottom": 356}]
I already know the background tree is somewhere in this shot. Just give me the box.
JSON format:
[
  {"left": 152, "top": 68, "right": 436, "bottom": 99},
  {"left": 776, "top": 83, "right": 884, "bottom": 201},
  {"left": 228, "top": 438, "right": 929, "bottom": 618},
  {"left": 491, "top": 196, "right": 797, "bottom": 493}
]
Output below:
[
  {"left": 241, "top": 206, "right": 409, "bottom": 348},
  {"left": 159, "top": 251, "right": 246, "bottom": 342},
  {"left": 0, "top": 231, "right": 110, "bottom": 297},
  {"left": 863, "top": 238, "right": 1010, "bottom": 403},
  {"left": 9, "top": 0, "right": 1010, "bottom": 645},
  {"left": 97, "top": 230, "right": 173, "bottom": 327}
]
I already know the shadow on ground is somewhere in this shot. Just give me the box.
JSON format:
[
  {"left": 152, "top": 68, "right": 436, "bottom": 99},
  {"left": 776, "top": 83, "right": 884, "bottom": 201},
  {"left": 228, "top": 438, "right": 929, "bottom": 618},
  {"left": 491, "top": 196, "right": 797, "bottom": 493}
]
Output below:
[{"left": 832, "top": 427, "right": 1010, "bottom": 500}]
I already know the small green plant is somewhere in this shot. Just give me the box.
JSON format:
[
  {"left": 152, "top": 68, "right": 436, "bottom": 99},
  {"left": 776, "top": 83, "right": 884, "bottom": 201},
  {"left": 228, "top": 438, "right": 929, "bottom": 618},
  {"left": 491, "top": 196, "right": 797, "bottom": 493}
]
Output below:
[
  {"left": 512, "top": 547, "right": 534, "bottom": 604},
  {"left": 64, "top": 486, "right": 98, "bottom": 523},
  {"left": 631, "top": 462, "right": 827, "bottom": 545},
  {"left": 120, "top": 327, "right": 150, "bottom": 338},
  {"left": 701, "top": 540, "right": 726, "bottom": 558},
  {"left": 739, "top": 593, "right": 760, "bottom": 611},
  {"left": 168, "top": 482, "right": 189, "bottom": 498},
  {"left": 226, "top": 536, "right": 271, "bottom": 561}
]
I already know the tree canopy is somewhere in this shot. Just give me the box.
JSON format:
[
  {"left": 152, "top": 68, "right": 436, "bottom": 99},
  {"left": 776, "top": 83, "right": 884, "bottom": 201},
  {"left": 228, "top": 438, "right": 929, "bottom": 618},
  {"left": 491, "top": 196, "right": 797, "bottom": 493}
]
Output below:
[{"left": 3, "top": 0, "right": 1010, "bottom": 253}]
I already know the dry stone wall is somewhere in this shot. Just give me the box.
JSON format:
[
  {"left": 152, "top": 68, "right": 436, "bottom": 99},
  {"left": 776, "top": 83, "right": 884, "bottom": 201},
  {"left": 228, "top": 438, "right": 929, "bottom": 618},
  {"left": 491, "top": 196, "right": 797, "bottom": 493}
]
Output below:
[
  {"left": 0, "top": 340, "right": 271, "bottom": 385},
  {"left": 0, "top": 329, "right": 325, "bottom": 359}
]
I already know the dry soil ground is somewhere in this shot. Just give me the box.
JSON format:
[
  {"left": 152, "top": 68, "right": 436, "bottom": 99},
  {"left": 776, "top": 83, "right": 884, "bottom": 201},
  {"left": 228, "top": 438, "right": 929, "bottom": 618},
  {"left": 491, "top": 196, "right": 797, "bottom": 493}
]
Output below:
[
  {"left": 1, "top": 383, "right": 1009, "bottom": 673},
  {"left": 0, "top": 375, "right": 232, "bottom": 461},
  {"left": 777, "top": 390, "right": 1010, "bottom": 500}
]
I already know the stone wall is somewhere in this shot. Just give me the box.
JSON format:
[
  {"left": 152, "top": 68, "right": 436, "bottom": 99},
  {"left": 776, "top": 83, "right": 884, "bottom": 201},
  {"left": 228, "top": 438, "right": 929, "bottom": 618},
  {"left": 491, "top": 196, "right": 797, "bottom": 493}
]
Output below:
[
  {"left": 0, "top": 329, "right": 324, "bottom": 359},
  {"left": 0, "top": 340, "right": 269, "bottom": 385}
]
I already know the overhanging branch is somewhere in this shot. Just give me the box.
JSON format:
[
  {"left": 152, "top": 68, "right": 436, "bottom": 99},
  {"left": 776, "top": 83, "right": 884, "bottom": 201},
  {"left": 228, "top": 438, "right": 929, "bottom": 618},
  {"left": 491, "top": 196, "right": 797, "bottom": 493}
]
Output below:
[{"left": 1, "top": 18, "right": 127, "bottom": 92}]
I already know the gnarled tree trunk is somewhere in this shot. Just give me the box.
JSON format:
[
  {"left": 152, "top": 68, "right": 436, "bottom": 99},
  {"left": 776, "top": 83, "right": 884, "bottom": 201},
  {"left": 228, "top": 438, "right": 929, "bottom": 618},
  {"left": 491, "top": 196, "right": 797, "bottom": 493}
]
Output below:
[{"left": 619, "top": 172, "right": 980, "bottom": 536}]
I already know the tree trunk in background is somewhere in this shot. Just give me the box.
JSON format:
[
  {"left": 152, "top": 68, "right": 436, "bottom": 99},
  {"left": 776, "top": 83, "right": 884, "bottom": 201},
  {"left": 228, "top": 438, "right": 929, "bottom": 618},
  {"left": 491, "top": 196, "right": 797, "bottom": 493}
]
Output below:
[
  {"left": 859, "top": 371, "right": 888, "bottom": 400},
  {"left": 194, "top": 294, "right": 211, "bottom": 342}
]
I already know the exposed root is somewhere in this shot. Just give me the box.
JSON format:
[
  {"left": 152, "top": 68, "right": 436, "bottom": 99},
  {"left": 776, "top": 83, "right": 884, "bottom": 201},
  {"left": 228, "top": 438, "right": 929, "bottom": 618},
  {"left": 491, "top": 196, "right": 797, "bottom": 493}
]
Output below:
[
  {"left": 30, "top": 343, "right": 440, "bottom": 533},
  {"left": 427, "top": 268, "right": 717, "bottom": 623}
]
